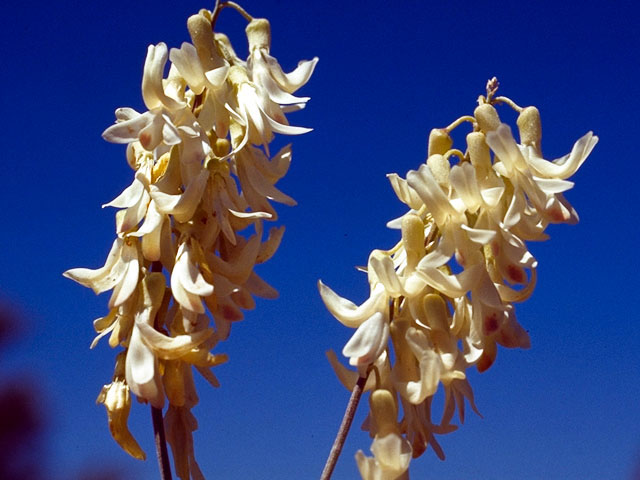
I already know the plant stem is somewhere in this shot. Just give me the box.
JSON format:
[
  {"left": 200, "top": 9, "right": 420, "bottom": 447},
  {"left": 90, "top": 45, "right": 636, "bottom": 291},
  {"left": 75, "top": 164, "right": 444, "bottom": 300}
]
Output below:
[
  {"left": 320, "top": 374, "right": 368, "bottom": 480},
  {"left": 149, "top": 260, "right": 172, "bottom": 479},
  {"left": 152, "top": 405, "right": 173, "bottom": 480}
]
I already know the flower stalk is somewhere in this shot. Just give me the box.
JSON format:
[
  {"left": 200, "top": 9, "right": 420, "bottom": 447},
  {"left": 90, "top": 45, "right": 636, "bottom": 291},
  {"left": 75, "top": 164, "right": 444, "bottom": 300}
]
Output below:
[
  {"left": 319, "top": 78, "right": 597, "bottom": 478},
  {"left": 65, "top": 3, "right": 317, "bottom": 478},
  {"left": 152, "top": 406, "right": 173, "bottom": 480},
  {"left": 320, "top": 374, "right": 369, "bottom": 480}
]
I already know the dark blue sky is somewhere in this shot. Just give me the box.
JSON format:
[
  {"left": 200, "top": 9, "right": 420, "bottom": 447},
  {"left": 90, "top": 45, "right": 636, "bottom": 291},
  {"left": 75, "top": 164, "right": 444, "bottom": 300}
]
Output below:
[{"left": 1, "top": 1, "right": 639, "bottom": 478}]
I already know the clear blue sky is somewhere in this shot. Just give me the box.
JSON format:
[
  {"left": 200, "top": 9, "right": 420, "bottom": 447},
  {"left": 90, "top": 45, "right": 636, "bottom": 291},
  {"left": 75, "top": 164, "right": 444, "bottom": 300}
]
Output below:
[{"left": 1, "top": 1, "right": 639, "bottom": 479}]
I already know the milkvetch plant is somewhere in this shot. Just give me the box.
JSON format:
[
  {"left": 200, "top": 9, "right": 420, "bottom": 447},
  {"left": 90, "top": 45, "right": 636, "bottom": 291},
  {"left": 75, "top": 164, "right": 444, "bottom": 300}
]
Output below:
[
  {"left": 64, "top": 2, "right": 316, "bottom": 478},
  {"left": 319, "top": 78, "right": 597, "bottom": 479}
]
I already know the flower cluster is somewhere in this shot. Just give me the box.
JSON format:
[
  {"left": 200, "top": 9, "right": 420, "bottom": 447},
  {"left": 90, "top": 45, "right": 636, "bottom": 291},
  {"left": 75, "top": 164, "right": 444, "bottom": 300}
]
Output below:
[
  {"left": 64, "top": 5, "right": 316, "bottom": 476},
  {"left": 319, "top": 80, "right": 596, "bottom": 479}
]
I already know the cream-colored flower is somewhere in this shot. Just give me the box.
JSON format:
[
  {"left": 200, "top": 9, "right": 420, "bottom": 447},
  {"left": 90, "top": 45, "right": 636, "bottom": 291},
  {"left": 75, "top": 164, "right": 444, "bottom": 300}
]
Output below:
[{"left": 64, "top": 237, "right": 140, "bottom": 308}]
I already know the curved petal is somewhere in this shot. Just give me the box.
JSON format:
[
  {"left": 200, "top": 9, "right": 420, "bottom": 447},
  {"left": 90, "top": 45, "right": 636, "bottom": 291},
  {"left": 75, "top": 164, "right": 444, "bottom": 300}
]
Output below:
[{"left": 317, "top": 281, "right": 386, "bottom": 328}]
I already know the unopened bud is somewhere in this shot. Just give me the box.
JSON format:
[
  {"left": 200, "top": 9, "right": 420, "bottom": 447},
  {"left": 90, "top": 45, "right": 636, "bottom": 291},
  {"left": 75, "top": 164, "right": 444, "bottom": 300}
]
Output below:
[
  {"left": 164, "top": 361, "right": 186, "bottom": 406},
  {"left": 187, "top": 14, "right": 225, "bottom": 70},
  {"left": 390, "top": 320, "right": 420, "bottom": 384},
  {"left": 246, "top": 18, "right": 271, "bottom": 52},
  {"left": 227, "top": 65, "right": 249, "bottom": 88},
  {"left": 215, "top": 33, "right": 241, "bottom": 63},
  {"left": 423, "top": 293, "right": 449, "bottom": 332},
  {"left": 213, "top": 138, "right": 231, "bottom": 157},
  {"left": 517, "top": 106, "right": 542, "bottom": 151},
  {"left": 426, "top": 154, "right": 450, "bottom": 186},
  {"left": 474, "top": 104, "right": 501, "bottom": 133},
  {"left": 401, "top": 214, "right": 424, "bottom": 271},
  {"left": 466, "top": 131, "right": 492, "bottom": 171},
  {"left": 370, "top": 389, "right": 400, "bottom": 437},
  {"left": 427, "top": 128, "right": 452, "bottom": 156}
]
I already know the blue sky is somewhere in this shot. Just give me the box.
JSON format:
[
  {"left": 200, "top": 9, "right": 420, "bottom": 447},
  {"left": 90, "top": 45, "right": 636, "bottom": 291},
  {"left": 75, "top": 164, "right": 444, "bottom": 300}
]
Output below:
[{"left": 1, "top": 0, "right": 639, "bottom": 479}]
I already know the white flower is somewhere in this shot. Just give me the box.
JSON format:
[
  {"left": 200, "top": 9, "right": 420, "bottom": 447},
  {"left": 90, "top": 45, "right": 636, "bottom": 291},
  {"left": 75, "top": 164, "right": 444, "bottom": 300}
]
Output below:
[
  {"left": 170, "top": 242, "right": 214, "bottom": 314},
  {"left": 245, "top": 18, "right": 318, "bottom": 106},
  {"left": 64, "top": 237, "right": 140, "bottom": 308}
]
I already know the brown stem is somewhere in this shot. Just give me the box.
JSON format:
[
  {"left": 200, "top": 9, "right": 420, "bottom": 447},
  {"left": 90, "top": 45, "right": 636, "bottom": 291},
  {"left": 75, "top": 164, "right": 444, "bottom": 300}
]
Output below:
[
  {"left": 320, "top": 374, "right": 369, "bottom": 480},
  {"left": 152, "top": 406, "right": 173, "bottom": 480},
  {"left": 149, "top": 260, "right": 171, "bottom": 479}
]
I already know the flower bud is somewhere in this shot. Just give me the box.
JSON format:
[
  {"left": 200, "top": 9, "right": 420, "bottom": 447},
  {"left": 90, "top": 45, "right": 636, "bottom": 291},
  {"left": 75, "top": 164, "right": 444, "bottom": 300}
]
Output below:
[
  {"left": 213, "top": 138, "right": 231, "bottom": 157},
  {"left": 423, "top": 294, "right": 448, "bottom": 332},
  {"left": 474, "top": 104, "right": 501, "bottom": 133},
  {"left": 246, "top": 18, "right": 271, "bottom": 52},
  {"left": 227, "top": 65, "right": 249, "bottom": 88},
  {"left": 187, "top": 14, "right": 225, "bottom": 70},
  {"left": 427, "top": 128, "right": 452, "bottom": 156},
  {"left": 401, "top": 214, "right": 425, "bottom": 272},
  {"left": 369, "top": 389, "right": 400, "bottom": 437},
  {"left": 466, "top": 131, "right": 492, "bottom": 171},
  {"left": 517, "top": 106, "right": 542, "bottom": 152},
  {"left": 390, "top": 320, "right": 420, "bottom": 385},
  {"left": 163, "top": 360, "right": 186, "bottom": 406},
  {"left": 426, "top": 154, "right": 450, "bottom": 186}
]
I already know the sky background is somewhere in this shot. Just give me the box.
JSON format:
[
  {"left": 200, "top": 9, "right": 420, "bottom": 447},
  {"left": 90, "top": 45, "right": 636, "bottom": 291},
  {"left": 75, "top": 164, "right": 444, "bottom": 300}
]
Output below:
[{"left": 1, "top": 0, "right": 639, "bottom": 479}]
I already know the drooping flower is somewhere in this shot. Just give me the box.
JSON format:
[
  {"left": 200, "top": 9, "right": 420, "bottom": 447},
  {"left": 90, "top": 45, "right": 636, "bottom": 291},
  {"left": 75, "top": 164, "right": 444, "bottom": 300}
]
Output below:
[
  {"left": 320, "top": 79, "right": 595, "bottom": 478},
  {"left": 65, "top": 4, "right": 316, "bottom": 473}
]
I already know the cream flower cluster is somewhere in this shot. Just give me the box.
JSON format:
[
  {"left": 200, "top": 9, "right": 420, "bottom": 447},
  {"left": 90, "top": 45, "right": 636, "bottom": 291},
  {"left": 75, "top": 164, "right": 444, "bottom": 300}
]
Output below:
[
  {"left": 319, "top": 82, "right": 596, "bottom": 479},
  {"left": 64, "top": 6, "right": 316, "bottom": 476}
]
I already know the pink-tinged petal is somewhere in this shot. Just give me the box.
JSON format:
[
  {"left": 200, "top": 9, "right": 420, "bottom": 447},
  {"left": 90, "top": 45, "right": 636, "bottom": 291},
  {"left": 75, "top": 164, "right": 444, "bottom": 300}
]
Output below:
[
  {"left": 544, "top": 193, "right": 579, "bottom": 224},
  {"left": 138, "top": 113, "right": 165, "bottom": 151},
  {"left": 342, "top": 312, "right": 389, "bottom": 367},
  {"left": 126, "top": 325, "right": 164, "bottom": 408}
]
